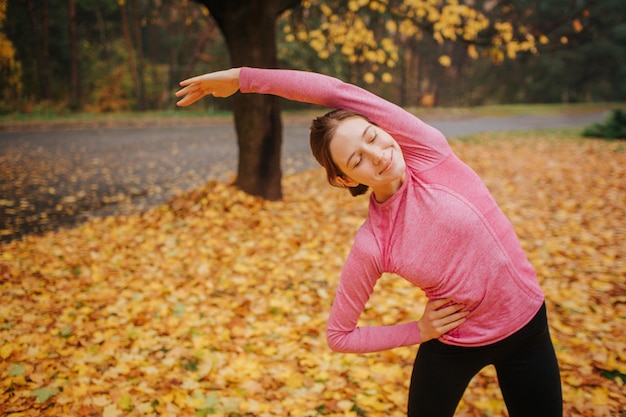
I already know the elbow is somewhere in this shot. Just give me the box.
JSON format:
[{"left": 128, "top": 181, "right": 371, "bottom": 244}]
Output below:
[
  {"left": 326, "top": 334, "right": 347, "bottom": 353},
  {"left": 326, "top": 328, "right": 356, "bottom": 353}
]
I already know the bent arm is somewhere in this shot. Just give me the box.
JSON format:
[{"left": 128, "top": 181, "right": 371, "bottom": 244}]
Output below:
[
  {"left": 327, "top": 235, "right": 468, "bottom": 354},
  {"left": 326, "top": 243, "right": 423, "bottom": 353},
  {"left": 328, "top": 271, "right": 468, "bottom": 353}
]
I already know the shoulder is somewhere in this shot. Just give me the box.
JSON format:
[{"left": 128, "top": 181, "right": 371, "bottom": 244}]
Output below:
[{"left": 347, "top": 219, "right": 384, "bottom": 265}]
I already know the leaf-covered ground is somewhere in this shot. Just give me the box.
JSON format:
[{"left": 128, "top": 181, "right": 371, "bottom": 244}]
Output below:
[{"left": 1, "top": 131, "right": 624, "bottom": 417}]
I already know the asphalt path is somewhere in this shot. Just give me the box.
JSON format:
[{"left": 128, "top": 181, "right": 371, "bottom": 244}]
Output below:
[{"left": 0, "top": 111, "right": 608, "bottom": 243}]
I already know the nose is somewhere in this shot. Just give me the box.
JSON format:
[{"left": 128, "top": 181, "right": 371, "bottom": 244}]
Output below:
[{"left": 366, "top": 146, "right": 383, "bottom": 165}]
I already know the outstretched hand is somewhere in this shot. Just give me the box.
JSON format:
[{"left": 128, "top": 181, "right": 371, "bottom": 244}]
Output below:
[
  {"left": 175, "top": 68, "right": 241, "bottom": 107},
  {"left": 418, "top": 298, "right": 469, "bottom": 343}
]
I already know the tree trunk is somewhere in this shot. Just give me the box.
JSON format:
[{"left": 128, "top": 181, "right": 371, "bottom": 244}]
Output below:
[
  {"left": 130, "top": 0, "right": 146, "bottom": 110},
  {"left": 25, "top": 0, "right": 40, "bottom": 99},
  {"left": 199, "top": 0, "right": 299, "bottom": 201},
  {"left": 42, "top": 0, "right": 51, "bottom": 100},
  {"left": 118, "top": 0, "right": 141, "bottom": 110},
  {"left": 69, "top": 0, "right": 80, "bottom": 109}
]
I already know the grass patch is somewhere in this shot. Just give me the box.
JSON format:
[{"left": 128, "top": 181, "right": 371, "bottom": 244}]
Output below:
[
  {"left": 408, "top": 102, "right": 626, "bottom": 120},
  {"left": 583, "top": 109, "right": 626, "bottom": 140},
  {"left": 455, "top": 127, "right": 585, "bottom": 143},
  {"left": 0, "top": 108, "right": 233, "bottom": 124}
]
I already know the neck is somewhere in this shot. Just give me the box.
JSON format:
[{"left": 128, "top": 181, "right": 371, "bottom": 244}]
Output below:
[{"left": 372, "top": 173, "right": 405, "bottom": 203}]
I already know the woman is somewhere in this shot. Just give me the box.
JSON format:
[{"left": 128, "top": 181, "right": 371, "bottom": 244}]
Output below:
[{"left": 175, "top": 67, "right": 562, "bottom": 416}]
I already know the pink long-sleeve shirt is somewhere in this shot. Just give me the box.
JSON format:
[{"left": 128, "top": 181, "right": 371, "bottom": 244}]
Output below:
[{"left": 240, "top": 67, "right": 545, "bottom": 352}]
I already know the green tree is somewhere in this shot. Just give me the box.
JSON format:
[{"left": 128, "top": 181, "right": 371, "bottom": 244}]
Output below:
[{"left": 4, "top": 0, "right": 220, "bottom": 112}]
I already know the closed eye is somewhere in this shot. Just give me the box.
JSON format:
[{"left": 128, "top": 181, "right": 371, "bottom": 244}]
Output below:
[
  {"left": 349, "top": 124, "right": 375, "bottom": 169},
  {"left": 355, "top": 129, "right": 376, "bottom": 167}
]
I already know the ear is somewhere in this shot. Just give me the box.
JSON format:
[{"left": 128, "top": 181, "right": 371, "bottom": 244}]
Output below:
[{"left": 335, "top": 175, "right": 359, "bottom": 188}]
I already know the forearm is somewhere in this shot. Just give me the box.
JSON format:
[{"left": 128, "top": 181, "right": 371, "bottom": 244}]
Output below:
[{"left": 326, "top": 319, "right": 422, "bottom": 353}]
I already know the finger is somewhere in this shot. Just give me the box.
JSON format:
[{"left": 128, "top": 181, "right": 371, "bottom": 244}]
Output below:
[
  {"left": 179, "top": 74, "right": 209, "bottom": 86},
  {"left": 433, "top": 311, "right": 467, "bottom": 327},
  {"left": 175, "top": 85, "right": 195, "bottom": 97},
  {"left": 178, "top": 94, "right": 201, "bottom": 106},
  {"left": 428, "top": 298, "right": 451, "bottom": 310},
  {"left": 431, "top": 304, "right": 465, "bottom": 320},
  {"left": 440, "top": 303, "right": 466, "bottom": 314},
  {"left": 176, "top": 91, "right": 202, "bottom": 107},
  {"left": 176, "top": 92, "right": 195, "bottom": 106},
  {"left": 433, "top": 307, "right": 464, "bottom": 322},
  {"left": 176, "top": 83, "right": 205, "bottom": 97},
  {"left": 438, "top": 316, "right": 467, "bottom": 334},
  {"left": 438, "top": 310, "right": 469, "bottom": 325}
]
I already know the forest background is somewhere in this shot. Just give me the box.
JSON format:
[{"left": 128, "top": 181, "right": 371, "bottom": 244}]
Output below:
[{"left": 2, "top": 0, "right": 626, "bottom": 117}]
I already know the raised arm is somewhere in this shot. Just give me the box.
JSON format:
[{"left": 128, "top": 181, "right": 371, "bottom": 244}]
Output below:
[
  {"left": 175, "top": 66, "right": 393, "bottom": 115},
  {"left": 176, "top": 67, "right": 450, "bottom": 168}
]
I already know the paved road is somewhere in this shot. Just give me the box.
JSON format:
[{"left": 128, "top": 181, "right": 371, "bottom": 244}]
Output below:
[
  {"left": 428, "top": 112, "right": 607, "bottom": 138},
  {"left": 0, "top": 112, "right": 608, "bottom": 243}
]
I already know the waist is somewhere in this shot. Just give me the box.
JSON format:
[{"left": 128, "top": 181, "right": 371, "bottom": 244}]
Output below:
[{"left": 439, "top": 297, "right": 545, "bottom": 347}]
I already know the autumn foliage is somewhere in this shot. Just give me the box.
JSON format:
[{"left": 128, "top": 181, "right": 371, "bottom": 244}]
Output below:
[
  {"left": 1, "top": 131, "right": 625, "bottom": 416},
  {"left": 288, "top": 0, "right": 544, "bottom": 85}
]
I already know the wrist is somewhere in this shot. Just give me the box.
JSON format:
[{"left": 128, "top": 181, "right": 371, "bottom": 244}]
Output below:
[{"left": 417, "top": 319, "right": 432, "bottom": 343}]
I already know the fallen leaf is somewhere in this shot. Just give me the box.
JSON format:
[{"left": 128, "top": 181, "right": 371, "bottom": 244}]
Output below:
[
  {"left": 31, "top": 386, "right": 59, "bottom": 403},
  {"left": 0, "top": 131, "right": 624, "bottom": 416}
]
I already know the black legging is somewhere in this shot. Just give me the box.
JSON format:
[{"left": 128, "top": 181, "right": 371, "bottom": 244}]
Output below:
[{"left": 408, "top": 303, "right": 562, "bottom": 417}]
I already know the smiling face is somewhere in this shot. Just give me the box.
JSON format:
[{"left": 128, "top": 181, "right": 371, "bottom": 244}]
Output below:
[{"left": 329, "top": 116, "right": 406, "bottom": 203}]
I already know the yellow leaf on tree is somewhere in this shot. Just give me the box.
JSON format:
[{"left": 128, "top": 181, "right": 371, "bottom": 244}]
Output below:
[
  {"left": 468, "top": 44, "right": 479, "bottom": 59},
  {"left": 438, "top": 55, "right": 452, "bottom": 67},
  {"left": 572, "top": 19, "right": 583, "bottom": 33}
]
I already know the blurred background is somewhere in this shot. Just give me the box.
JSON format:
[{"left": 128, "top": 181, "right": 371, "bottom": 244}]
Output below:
[{"left": 1, "top": 0, "right": 625, "bottom": 116}]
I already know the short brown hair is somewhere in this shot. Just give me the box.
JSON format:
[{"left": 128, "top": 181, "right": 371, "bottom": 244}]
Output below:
[{"left": 309, "top": 109, "right": 370, "bottom": 196}]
